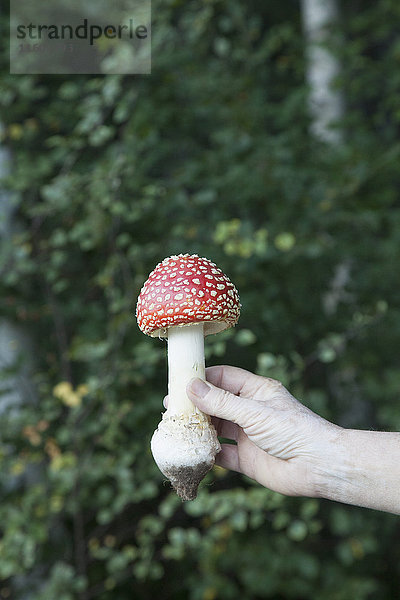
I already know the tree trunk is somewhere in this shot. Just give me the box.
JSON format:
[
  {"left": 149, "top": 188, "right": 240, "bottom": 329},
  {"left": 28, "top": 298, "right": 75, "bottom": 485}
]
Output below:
[
  {"left": 0, "top": 131, "right": 34, "bottom": 413},
  {"left": 300, "top": 0, "right": 344, "bottom": 144}
]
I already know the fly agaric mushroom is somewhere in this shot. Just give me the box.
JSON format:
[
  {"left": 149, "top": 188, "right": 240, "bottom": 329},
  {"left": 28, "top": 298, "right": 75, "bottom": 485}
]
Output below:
[{"left": 136, "top": 254, "right": 240, "bottom": 500}]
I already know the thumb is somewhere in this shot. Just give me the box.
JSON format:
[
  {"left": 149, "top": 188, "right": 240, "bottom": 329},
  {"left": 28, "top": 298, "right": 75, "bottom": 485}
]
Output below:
[{"left": 187, "top": 377, "right": 264, "bottom": 428}]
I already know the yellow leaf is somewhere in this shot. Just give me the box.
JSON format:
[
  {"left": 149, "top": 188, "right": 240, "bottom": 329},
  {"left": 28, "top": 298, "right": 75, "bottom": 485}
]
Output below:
[
  {"left": 76, "top": 384, "right": 89, "bottom": 397},
  {"left": 53, "top": 381, "right": 81, "bottom": 407}
]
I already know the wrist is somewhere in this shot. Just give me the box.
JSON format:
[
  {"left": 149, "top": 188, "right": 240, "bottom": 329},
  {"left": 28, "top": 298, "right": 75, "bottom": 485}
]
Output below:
[
  {"left": 310, "top": 427, "right": 400, "bottom": 514},
  {"left": 308, "top": 424, "right": 350, "bottom": 501}
]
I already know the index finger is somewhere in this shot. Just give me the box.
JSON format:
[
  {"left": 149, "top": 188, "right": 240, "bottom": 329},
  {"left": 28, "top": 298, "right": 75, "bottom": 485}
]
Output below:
[{"left": 205, "top": 365, "right": 277, "bottom": 401}]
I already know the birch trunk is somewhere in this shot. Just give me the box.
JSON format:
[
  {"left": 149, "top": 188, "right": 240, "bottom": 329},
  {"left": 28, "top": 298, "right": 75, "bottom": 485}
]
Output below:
[
  {"left": 301, "top": 0, "right": 344, "bottom": 144},
  {"left": 0, "top": 128, "right": 34, "bottom": 413}
]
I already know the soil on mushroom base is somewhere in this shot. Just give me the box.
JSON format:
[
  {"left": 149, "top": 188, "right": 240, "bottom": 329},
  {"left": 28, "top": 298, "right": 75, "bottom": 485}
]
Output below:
[{"left": 167, "top": 461, "right": 213, "bottom": 501}]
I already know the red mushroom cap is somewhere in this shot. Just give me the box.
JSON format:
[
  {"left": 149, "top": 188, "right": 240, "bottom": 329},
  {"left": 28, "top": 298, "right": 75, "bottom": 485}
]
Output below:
[{"left": 136, "top": 254, "right": 241, "bottom": 337}]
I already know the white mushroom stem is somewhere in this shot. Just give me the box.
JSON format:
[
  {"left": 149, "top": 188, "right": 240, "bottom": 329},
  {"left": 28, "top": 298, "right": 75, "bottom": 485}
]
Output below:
[
  {"left": 167, "top": 323, "right": 205, "bottom": 416},
  {"left": 150, "top": 322, "right": 220, "bottom": 501}
]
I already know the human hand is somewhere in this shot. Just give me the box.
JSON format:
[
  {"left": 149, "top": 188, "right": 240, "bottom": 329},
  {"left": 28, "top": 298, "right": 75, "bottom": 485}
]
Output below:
[{"left": 186, "top": 365, "right": 342, "bottom": 498}]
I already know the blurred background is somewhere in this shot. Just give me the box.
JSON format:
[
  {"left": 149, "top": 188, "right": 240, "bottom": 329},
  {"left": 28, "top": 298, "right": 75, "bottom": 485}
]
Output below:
[{"left": 1, "top": 0, "right": 400, "bottom": 598}]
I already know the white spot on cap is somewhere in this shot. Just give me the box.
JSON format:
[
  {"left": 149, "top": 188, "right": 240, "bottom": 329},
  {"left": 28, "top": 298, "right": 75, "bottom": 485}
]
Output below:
[
  {"left": 174, "top": 293, "right": 184, "bottom": 301},
  {"left": 193, "top": 278, "right": 200, "bottom": 285}
]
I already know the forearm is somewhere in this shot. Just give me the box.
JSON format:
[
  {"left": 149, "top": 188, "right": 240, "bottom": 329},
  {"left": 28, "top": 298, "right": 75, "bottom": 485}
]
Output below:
[{"left": 314, "top": 429, "right": 400, "bottom": 514}]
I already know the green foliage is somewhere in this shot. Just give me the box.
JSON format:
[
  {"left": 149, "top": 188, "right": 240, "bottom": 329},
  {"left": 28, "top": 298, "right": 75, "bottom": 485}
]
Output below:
[{"left": 1, "top": 0, "right": 400, "bottom": 598}]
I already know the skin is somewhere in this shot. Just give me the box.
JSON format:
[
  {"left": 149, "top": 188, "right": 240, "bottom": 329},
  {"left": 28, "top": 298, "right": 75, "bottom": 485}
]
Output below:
[{"left": 177, "top": 365, "right": 400, "bottom": 515}]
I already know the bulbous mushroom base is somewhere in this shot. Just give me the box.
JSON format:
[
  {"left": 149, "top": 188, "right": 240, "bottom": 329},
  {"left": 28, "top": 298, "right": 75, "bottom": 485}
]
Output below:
[
  {"left": 151, "top": 411, "right": 221, "bottom": 501},
  {"left": 162, "top": 462, "right": 214, "bottom": 501}
]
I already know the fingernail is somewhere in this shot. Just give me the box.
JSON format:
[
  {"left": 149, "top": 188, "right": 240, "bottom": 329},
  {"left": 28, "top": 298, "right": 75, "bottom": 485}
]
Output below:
[{"left": 188, "top": 378, "right": 210, "bottom": 398}]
